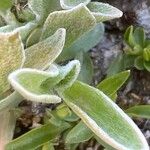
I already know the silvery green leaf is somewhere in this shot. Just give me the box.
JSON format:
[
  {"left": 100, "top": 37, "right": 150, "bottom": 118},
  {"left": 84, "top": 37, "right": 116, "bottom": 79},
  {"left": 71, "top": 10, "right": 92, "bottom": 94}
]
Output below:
[
  {"left": 41, "top": 4, "right": 96, "bottom": 48},
  {"left": 57, "top": 23, "right": 104, "bottom": 62},
  {"left": 0, "top": 91, "right": 23, "bottom": 111},
  {"left": 28, "top": 0, "right": 61, "bottom": 24},
  {"left": 42, "top": 60, "right": 80, "bottom": 91},
  {"left": 87, "top": 2, "right": 123, "bottom": 22},
  {"left": 0, "top": 32, "right": 25, "bottom": 97},
  {"left": 0, "top": 110, "right": 16, "bottom": 150},
  {"left": 56, "top": 60, "right": 80, "bottom": 90},
  {"left": 60, "top": 81, "right": 149, "bottom": 150},
  {"left": 24, "top": 28, "right": 66, "bottom": 70},
  {"left": 8, "top": 68, "right": 61, "bottom": 104},
  {"left": 60, "top": 0, "right": 91, "bottom": 9}
]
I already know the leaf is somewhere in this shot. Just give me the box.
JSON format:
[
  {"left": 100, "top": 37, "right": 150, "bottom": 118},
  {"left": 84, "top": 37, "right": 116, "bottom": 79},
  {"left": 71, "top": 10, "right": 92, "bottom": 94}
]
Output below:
[
  {"left": 53, "top": 60, "right": 81, "bottom": 91},
  {"left": 126, "top": 105, "right": 150, "bottom": 119},
  {"left": 134, "top": 56, "right": 144, "bottom": 70},
  {"left": 57, "top": 23, "right": 104, "bottom": 62},
  {"left": 26, "top": 27, "right": 42, "bottom": 47},
  {"left": 60, "top": 81, "right": 149, "bottom": 150},
  {"left": 0, "top": 0, "right": 12, "bottom": 11},
  {"left": 6, "top": 122, "right": 70, "bottom": 150},
  {"left": 60, "top": 0, "right": 90, "bottom": 9},
  {"left": 0, "top": 91, "right": 23, "bottom": 111},
  {"left": 133, "top": 27, "right": 145, "bottom": 48},
  {"left": 97, "top": 70, "right": 130, "bottom": 97},
  {"left": 87, "top": 2, "right": 123, "bottom": 22},
  {"left": 76, "top": 52, "right": 93, "bottom": 84},
  {"left": 8, "top": 68, "right": 61, "bottom": 104},
  {"left": 65, "top": 121, "right": 92, "bottom": 144},
  {"left": 0, "top": 110, "right": 16, "bottom": 150},
  {"left": 0, "top": 32, "right": 25, "bottom": 96},
  {"left": 41, "top": 4, "right": 96, "bottom": 48},
  {"left": 28, "top": 0, "right": 61, "bottom": 24},
  {"left": 24, "top": 28, "right": 66, "bottom": 70},
  {"left": 124, "top": 25, "right": 135, "bottom": 48}
]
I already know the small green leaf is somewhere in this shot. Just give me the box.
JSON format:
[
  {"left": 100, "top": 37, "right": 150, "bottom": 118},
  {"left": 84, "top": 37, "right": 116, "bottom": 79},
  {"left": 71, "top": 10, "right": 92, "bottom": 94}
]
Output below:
[
  {"left": 143, "top": 48, "right": 150, "bottom": 61},
  {"left": 126, "top": 105, "right": 150, "bottom": 119},
  {"left": 0, "top": 32, "right": 25, "bottom": 96},
  {"left": 6, "top": 122, "right": 70, "bottom": 150},
  {"left": 24, "top": 28, "right": 66, "bottom": 70},
  {"left": 134, "top": 56, "right": 144, "bottom": 70},
  {"left": 60, "top": 81, "right": 149, "bottom": 150},
  {"left": 0, "top": 0, "right": 12, "bottom": 11},
  {"left": 66, "top": 121, "right": 92, "bottom": 144},
  {"left": 41, "top": 4, "right": 96, "bottom": 48},
  {"left": 60, "top": 0, "right": 90, "bottom": 9},
  {"left": 97, "top": 70, "right": 130, "bottom": 97},
  {"left": 133, "top": 27, "right": 145, "bottom": 48},
  {"left": 87, "top": 2, "right": 123, "bottom": 22}
]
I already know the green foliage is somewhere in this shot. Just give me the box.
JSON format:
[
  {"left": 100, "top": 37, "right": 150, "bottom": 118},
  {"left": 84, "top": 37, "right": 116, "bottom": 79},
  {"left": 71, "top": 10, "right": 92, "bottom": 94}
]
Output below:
[
  {"left": 126, "top": 105, "right": 150, "bottom": 119},
  {"left": 108, "top": 26, "right": 150, "bottom": 76},
  {"left": 0, "top": 0, "right": 148, "bottom": 150}
]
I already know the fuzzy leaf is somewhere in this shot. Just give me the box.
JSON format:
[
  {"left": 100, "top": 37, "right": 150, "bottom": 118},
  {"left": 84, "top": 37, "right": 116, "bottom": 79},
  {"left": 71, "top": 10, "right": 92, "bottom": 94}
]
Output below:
[
  {"left": 56, "top": 60, "right": 80, "bottom": 90},
  {"left": 6, "top": 122, "right": 70, "bottom": 150},
  {"left": 0, "top": 32, "right": 25, "bottom": 96},
  {"left": 87, "top": 2, "right": 123, "bottom": 22},
  {"left": 8, "top": 68, "right": 61, "bottom": 104},
  {"left": 24, "top": 28, "right": 66, "bottom": 70},
  {"left": 28, "top": 0, "right": 61, "bottom": 24},
  {"left": 57, "top": 23, "right": 104, "bottom": 62},
  {"left": 41, "top": 4, "right": 96, "bottom": 48},
  {"left": 0, "top": 110, "right": 16, "bottom": 150},
  {"left": 126, "top": 105, "right": 150, "bottom": 119},
  {"left": 66, "top": 121, "right": 92, "bottom": 144},
  {"left": 60, "top": 81, "right": 149, "bottom": 150},
  {"left": 60, "top": 0, "right": 91, "bottom": 9},
  {"left": 97, "top": 70, "right": 130, "bottom": 97},
  {"left": 0, "top": 91, "right": 23, "bottom": 111},
  {"left": 42, "top": 60, "right": 80, "bottom": 91}
]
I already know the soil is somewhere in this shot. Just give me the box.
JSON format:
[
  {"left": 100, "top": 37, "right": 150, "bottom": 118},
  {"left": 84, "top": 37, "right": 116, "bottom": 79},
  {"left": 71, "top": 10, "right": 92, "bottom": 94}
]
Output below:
[{"left": 13, "top": 0, "right": 150, "bottom": 149}]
